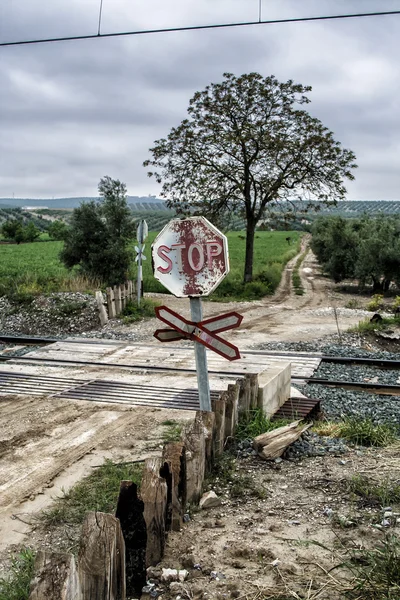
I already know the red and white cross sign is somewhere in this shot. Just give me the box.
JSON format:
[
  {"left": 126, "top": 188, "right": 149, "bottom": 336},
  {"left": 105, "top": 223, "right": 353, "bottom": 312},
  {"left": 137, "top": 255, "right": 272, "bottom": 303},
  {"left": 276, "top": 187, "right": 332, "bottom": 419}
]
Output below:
[{"left": 154, "top": 306, "right": 242, "bottom": 361}]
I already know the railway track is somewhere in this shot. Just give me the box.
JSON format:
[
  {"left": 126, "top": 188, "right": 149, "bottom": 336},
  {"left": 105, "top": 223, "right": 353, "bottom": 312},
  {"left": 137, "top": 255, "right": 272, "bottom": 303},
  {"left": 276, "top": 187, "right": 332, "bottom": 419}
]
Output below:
[
  {"left": 1, "top": 334, "right": 399, "bottom": 368},
  {"left": 1, "top": 335, "right": 399, "bottom": 396}
]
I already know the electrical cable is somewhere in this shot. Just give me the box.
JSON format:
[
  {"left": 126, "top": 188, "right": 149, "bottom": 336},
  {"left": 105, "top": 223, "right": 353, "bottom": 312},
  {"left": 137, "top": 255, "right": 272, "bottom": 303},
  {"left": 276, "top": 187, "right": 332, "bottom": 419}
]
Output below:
[{"left": 0, "top": 9, "right": 399, "bottom": 48}]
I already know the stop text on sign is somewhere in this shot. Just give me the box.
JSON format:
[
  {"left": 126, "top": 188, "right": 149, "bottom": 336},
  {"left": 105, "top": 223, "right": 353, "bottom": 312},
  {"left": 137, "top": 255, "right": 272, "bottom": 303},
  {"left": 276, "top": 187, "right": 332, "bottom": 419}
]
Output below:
[
  {"left": 157, "top": 241, "right": 223, "bottom": 274},
  {"left": 152, "top": 216, "right": 229, "bottom": 298}
]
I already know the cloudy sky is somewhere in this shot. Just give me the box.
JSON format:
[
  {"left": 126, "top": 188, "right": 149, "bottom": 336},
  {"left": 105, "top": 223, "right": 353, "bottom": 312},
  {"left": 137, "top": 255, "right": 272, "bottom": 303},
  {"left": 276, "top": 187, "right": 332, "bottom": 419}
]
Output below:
[{"left": 0, "top": 0, "right": 399, "bottom": 200}]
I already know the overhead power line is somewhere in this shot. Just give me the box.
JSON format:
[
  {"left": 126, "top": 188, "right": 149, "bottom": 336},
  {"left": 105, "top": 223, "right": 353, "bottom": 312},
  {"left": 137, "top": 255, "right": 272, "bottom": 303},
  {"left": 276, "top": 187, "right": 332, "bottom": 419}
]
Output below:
[{"left": 0, "top": 9, "right": 399, "bottom": 48}]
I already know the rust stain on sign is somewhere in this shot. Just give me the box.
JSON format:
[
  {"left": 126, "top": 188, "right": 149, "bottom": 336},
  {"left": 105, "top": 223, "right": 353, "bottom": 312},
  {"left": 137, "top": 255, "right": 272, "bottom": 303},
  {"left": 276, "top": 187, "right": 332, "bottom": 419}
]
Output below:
[{"left": 152, "top": 217, "right": 229, "bottom": 297}]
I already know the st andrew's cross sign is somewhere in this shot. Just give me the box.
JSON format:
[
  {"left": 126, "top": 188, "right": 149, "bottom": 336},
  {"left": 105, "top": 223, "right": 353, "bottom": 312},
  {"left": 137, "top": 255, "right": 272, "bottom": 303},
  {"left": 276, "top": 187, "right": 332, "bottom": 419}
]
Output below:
[{"left": 151, "top": 217, "right": 242, "bottom": 411}]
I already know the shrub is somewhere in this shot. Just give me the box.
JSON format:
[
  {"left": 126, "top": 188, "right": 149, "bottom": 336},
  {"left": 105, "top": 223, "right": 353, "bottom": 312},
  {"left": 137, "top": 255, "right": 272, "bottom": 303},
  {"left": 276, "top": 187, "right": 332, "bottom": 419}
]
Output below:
[{"left": 366, "top": 294, "right": 384, "bottom": 312}]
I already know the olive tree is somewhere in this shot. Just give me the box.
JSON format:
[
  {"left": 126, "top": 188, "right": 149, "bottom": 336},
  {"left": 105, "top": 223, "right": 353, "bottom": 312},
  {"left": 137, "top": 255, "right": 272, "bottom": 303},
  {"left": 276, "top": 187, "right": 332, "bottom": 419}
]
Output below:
[
  {"left": 144, "top": 72, "right": 357, "bottom": 282},
  {"left": 61, "top": 176, "right": 134, "bottom": 285}
]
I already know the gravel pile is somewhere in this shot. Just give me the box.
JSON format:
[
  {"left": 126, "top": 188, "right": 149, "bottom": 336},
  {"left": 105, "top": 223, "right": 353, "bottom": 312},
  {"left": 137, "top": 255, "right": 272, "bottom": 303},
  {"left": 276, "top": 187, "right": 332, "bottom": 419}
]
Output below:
[
  {"left": 0, "top": 293, "right": 99, "bottom": 336},
  {"left": 303, "top": 384, "right": 400, "bottom": 430},
  {"left": 314, "top": 362, "right": 400, "bottom": 385},
  {"left": 254, "top": 338, "right": 400, "bottom": 360}
]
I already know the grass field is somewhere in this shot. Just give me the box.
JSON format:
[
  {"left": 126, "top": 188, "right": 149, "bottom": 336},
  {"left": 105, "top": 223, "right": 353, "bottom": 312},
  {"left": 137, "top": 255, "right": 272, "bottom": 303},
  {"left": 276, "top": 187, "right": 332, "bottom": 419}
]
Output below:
[{"left": 0, "top": 230, "right": 301, "bottom": 301}]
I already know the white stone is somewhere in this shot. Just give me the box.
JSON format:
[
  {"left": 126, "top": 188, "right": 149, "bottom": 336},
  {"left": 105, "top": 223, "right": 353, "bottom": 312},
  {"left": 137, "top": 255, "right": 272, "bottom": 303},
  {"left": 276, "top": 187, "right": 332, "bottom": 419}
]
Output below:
[
  {"left": 199, "top": 490, "right": 221, "bottom": 509},
  {"left": 161, "top": 569, "right": 188, "bottom": 583}
]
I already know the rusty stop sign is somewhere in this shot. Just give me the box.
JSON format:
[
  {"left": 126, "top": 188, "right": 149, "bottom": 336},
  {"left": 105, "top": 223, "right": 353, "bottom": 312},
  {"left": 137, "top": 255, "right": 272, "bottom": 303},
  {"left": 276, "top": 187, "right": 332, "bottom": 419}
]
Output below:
[{"left": 152, "top": 216, "right": 229, "bottom": 297}]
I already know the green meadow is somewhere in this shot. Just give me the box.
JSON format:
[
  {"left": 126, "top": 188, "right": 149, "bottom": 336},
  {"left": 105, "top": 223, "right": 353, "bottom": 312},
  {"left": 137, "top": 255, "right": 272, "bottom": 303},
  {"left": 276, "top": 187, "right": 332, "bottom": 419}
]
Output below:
[{"left": 0, "top": 230, "right": 301, "bottom": 301}]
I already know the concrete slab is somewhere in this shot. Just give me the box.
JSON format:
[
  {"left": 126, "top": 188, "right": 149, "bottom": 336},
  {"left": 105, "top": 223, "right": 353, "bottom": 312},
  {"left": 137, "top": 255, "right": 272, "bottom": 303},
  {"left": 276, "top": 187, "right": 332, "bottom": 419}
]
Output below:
[{"left": 257, "top": 362, "right": 291, "bottom": 417}]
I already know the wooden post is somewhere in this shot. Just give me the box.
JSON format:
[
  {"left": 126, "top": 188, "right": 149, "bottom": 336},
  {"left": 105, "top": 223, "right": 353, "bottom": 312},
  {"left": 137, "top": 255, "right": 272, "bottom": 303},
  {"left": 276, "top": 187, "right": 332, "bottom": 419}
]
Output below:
[
  {"left": 115, "top": 481, "right": 147, "bottom": 598},
  {"left": 114, "top": 285, "right": 122, "bottom": 316},
  {"left": 182, "top": 412, "right": 206, "bottom": 503},
  {"left": 225, "top": 383, "right": 238, "bottom": 439},
  {"left": 202, "top": 411, "right": 215, "bottom": 472},
  {"left": 238, "top": 376, "right": 251, "bottom": 415},
  {"left": 127, "top": 281, "right": 133, "bottom": 303},
  {"left": 212, "top": 392, "right": 226, "bottom": 457},
  {"left": 95, "top": 291, "right": 108, "bottom": 326},
  {"left": 106, "top": 287, "right": 116, "bottom": 319},
  {"left": 29, "top": 551, "right": 80, "bottom": 600},
  {"left": 162, "top": 442, "right": 186, "bottom": 531},
  {"left": 140, "top": 458, "right": 169, "bottom": 566},
  {"left": 78, "top": 512, "right": 126, "bottom": 600},
  {"left": 248, "top": 374, "right": 259, "bottom": 409}
]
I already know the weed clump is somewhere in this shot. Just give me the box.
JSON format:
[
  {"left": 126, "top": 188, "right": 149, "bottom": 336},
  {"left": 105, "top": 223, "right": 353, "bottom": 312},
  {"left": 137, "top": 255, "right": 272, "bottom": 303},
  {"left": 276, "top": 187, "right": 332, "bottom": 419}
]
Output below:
[
  {"left": 0, "top": 548, "right": 35, "bottom": 600},
  {"left": 236, "top": 408, "right": 292, "bottom": 441},
  {"left": 121, "top": 298, "right": 159, "bottom": 323},
  {"left": 39, "top": 460, "right": 143, "bottom": 527}
]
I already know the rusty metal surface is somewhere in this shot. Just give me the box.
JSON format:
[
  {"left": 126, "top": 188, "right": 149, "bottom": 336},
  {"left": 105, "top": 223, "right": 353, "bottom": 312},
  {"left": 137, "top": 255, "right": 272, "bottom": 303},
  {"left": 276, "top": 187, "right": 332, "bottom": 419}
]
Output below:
[
  {"left": 273, "top": 396, "right": 321, "bottom": 420},
  {"left": 152, "top": 216, "right": 229, "bottom": 297},
  {"left": 0, "top": 370, "right": 220, "bottom": 410}
]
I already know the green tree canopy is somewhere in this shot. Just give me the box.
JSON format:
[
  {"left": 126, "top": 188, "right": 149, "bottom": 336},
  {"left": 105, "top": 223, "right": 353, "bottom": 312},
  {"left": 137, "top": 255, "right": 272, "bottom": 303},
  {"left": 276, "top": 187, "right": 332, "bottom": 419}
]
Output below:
[
  {"left": 60, "top": 177, "right": 134, "bottom": 285},
  {"left": 311, "top": 215, "right": 400, "bottom": 291},
  {"left": 144, "top": 72, "right": 357, "bottom": 282}
]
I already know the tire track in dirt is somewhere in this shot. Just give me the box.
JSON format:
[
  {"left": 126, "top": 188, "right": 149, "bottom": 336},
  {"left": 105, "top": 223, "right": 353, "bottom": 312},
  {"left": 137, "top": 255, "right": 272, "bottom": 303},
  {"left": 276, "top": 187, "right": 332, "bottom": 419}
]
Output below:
[{"left": 0, "top": 407, "right": 139, "bottom": 508}]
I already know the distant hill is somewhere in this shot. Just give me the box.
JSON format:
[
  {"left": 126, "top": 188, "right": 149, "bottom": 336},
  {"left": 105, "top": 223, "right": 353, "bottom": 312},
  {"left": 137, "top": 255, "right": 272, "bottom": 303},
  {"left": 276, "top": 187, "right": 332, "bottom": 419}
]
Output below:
[{"left": 0, "top": 196, "right": 168, "bottom": 211}]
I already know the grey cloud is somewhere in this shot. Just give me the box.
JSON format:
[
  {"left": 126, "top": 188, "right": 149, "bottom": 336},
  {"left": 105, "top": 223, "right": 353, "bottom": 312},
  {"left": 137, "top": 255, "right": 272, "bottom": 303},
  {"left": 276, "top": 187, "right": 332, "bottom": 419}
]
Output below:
[{"left": 1, "top": 0, "right": 400, "bottom": 198}]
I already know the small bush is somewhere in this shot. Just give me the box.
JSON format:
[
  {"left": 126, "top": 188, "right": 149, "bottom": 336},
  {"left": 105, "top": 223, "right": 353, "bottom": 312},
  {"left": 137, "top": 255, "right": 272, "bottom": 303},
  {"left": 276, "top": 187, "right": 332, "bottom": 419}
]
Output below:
[
  {"left": 338, "top": 417, "right": 397, "bottom": 447},
  {"left": 121, "top": 298, "right": 159, "bottom": 322},
  {"left": 349, "top": 316, "right": 400, "bottom": 334},
  {"left": 0, "top": 548, "right": 35, "bottom": 600},
  {"left": 345, "top": 298, "right": 361, "bottom": 309},
  {"left": 344, "top": 532, "right": 400, "bottom": 599},
  {"left": 393, "top": 296, "right": 400, "bottom": 310},
  {"left": 366, "top": 294, "right": 384, "bottom": 312},
  {"left": 161, "top": 420, "right": 182, "bottom": 443},
  {"left": 348, "top": 474, "right": 400, "bottom": 507}
]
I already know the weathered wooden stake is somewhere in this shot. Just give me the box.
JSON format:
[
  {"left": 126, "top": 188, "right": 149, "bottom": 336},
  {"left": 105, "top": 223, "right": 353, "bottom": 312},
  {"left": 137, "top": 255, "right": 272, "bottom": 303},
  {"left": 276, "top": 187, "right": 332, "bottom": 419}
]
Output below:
[
  {"left": 29, "top": 551, "right": 80, "bottom": 600},
  {"left": 78, "top": 512, "right": 126, "bottom": 600},
  {"left": 140, "top": 457, "right": 169, "bottom": 566},
  {"left": 115, "top": 481, "right": 147, "bottom": 597}
]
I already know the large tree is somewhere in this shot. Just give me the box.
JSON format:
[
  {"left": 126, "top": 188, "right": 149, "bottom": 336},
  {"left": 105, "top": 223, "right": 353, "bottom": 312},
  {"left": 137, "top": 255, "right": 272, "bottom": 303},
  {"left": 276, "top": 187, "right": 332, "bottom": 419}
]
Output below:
[
  {"left": 60, "top": 176, "right": 134, "bottom": 285},
  {"left": 144, "top": 72, "right": 357, "bottom": 282}
]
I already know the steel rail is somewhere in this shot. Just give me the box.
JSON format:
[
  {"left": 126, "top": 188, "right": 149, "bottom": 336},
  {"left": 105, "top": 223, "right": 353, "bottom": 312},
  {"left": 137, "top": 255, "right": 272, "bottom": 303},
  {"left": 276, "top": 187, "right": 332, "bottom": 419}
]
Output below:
[
  {"left": 1, "top": 335, "right": 399, "bottom": 368},
  {"left": 292, "top": 376, "right": 400, "bottom": 396},
  {"left": 0, "top": 354, "right": 246, "bottom": 377}
]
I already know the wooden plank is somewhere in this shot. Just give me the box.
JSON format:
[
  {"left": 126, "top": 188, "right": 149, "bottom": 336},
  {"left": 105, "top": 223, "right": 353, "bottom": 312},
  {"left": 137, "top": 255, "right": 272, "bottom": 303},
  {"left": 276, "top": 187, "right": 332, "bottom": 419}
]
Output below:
[
  {"left": 254, "top": 420, "right": 312, "bottom": 460},
  {"left": 78, "top": 512, "right": 126, "bottom": 600},
  {"left": 115, "top": 481, "right": 147, "bottom": 598},
  {"left": 140, "top": 457, "right": 169, "bottom": 566},
  {"left": 106, "top": 287, "right": 116, "bottom": 319},
  {"left": 29, "top": 551, "right": 80, "bottom": 600},
  {"left": 162, "top": 442, "right": 186, "bottom": 531}
]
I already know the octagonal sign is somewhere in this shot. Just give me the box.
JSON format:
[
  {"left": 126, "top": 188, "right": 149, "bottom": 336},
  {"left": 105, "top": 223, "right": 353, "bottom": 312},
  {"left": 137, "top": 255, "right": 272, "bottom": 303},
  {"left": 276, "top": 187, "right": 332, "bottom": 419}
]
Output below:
[{"left": 152, "top": 216, "right": 229, "bottom": 297}]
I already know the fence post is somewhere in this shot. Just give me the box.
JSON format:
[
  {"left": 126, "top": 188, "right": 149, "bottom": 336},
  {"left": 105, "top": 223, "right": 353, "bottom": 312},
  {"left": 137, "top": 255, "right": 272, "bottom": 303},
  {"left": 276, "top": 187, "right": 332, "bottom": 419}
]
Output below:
[
  {"left": 114, "top": 285, "right": 122, "bottom": 316},
  {"left": 95, "top": 291, "right": 108, "bottom": 326},
  {"left": 140, "top": 457, "right": 169, "bottom": 567},
  {"left": 106, "top": 287, "right": 116, "bottom": 319},
  {"left": 29, "top": 551, "right": 81, "bottom": 600},
  {"left": 78, "top": 512, "right": 126, "bottom": 600},
  {"left": 115, "top": 481, "right": 147, "bottom": 598}
]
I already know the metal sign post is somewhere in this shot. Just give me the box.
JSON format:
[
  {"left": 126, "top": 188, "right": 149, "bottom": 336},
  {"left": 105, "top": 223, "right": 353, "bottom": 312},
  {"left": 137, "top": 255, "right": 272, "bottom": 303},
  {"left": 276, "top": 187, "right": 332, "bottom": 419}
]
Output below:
[
  {"left": 190, "top": 297, "right": 211, "bottom": 411},
  {"left": 135, "top": 220, "right": 148, "bottom": 307},
  {"left": 152, "top": 216, "right": 241, "bottom": 412}
]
